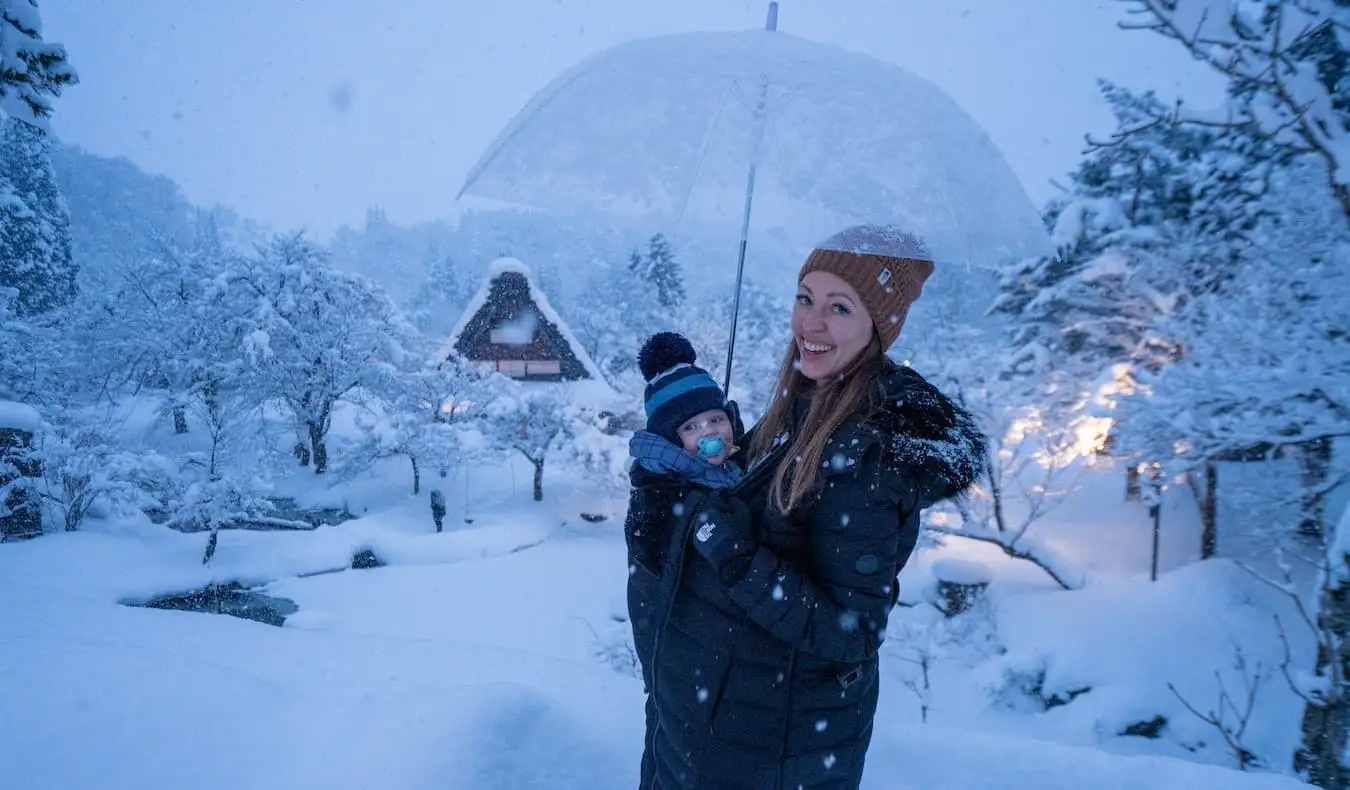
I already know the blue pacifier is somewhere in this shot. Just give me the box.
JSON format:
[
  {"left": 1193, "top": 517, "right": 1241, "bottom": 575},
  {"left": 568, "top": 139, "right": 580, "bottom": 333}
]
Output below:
[{"left": 696, "top": 435, "right": 725, "bottom": 459}]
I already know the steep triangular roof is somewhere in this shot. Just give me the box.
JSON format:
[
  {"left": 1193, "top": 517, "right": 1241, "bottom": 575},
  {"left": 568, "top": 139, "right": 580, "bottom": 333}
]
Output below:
[{"left": 440, "top": 257, "right": 608, "bottom": 386}]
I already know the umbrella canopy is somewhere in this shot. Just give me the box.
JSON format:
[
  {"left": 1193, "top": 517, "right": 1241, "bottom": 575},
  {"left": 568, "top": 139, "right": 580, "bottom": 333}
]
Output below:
[{"left": 459, "top": 26, "right": 1049, "bottom": 268}]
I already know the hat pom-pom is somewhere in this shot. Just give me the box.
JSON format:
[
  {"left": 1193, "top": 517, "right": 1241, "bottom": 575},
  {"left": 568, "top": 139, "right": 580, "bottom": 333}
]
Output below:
[{"left": 638, "top": 332, "right": 697, "bottom": 381}]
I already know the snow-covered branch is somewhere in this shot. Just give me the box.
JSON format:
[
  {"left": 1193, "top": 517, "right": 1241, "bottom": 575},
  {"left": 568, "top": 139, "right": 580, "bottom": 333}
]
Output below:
[
  {"left": 924, "top": 522, "right": 1085, "bottom": 591},
  {"left": 1117, "top": 0, "right": 1350, "bottom": 220}
]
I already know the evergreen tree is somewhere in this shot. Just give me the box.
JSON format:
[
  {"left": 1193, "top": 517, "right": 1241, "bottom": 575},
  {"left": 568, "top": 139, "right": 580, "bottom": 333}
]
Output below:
[
  {"left": 1119, "top": 0, "right": 1350, "bottom": 221},
  {"left": 0, "top": 1, "right": 77, "bottom": 127},
  {"left": 406, "top": 248, "right": 466, "bottom": 338},
  {"left": 645, "top": 232, "right": 684, "bottom": 309},
  {"left": 0, "top": 116, "right": 75, "bottom": 314},
  {"left": 992, "top": 81, "right": 1237, "bottom": 425}
]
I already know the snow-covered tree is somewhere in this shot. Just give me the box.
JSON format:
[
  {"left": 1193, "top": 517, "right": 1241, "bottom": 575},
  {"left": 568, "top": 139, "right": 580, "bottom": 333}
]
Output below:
[
  {"left": 1113, "top": 8, "right": 1350, "bottom": 780},
  {"left": 82, "top": 235, "right": 245, "bottom": 436},
  {"left": 1119, "top": 0, "right": 1350, "bottom": 221},
  {"left": 993, "top": 80, "right": 1280, "bottom": 513},
  {"left": 1114, "top": 156, "right": 1349, "bottom": 536},
  {"left": 675, "top": 277, "right": 789, "bottom": 420},
  {"left": 480, "top": 383, "right": 575, "bottom": 502},
  {"left": 0, "top": 114, "right": 75, "bottom": 314},
  {"left": 346, "top": 352, "right": 502, "bottom": 494},
  {"left": 993, "top": 83, "right": 1220, "bottom": 407},
  {"left": 227, "top": 232, "right": 419, "bottom": 474},
  {"left": 911, "top": 306, "right": 1088, "bottom": 591},
  {"left": 0, "top": 0, "right": 77, "bottom": 127},
  {"left": 571, "top": 262, "right": 643, "bottom": 381},
  {"left": 325, "top": 206, "right": 444, "bottom": 307},
  {"left": 29, "top": 414, "right": 129, "bottom": 532},
  {"left": 644, "top": 232, "right": 684, "bottom": 309},
  {"left": 572, "top": 246, "right": 678, "bottom": 381},
  {"left": 404, "top": 247, "right": 470, "bottom": 338},
  {"left": 0, "top": 283, "right": 51, "bottom": 402}
]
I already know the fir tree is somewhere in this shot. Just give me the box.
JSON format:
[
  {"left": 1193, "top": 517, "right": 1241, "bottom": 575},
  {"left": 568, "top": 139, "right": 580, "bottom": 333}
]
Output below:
[
  {"left": 993, "top": 81, "right": 1228, "bottom": 416},
  {"left": 0, "top": 115, "right": 75, "bottom": 315},
  {"left": 0, "top": 1, "right": 77, "bottom": 127},
  {"left": 406, "top": 248, "right": 465, "bottom": 338},
  {"left": 645, "top": 232, "right": 684, "bottom": 309}
]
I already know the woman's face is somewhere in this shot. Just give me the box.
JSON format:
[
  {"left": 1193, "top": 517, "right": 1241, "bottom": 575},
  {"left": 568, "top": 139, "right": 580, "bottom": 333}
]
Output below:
[{"left": 791, "top": 270, "right": 875, "bottom": 380}]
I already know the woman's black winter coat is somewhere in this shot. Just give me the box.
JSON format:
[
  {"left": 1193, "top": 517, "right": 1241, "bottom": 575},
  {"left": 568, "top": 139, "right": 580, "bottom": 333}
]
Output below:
[{"left": 624, "top": 362, "right": 986, "bottom": 790}]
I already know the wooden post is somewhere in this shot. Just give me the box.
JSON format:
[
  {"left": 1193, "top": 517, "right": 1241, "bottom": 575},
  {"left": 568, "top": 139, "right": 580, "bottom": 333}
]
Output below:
[
  {"left": 1199, "top": 462, "right": 1217, "bottom": 559},
  {"left": 1125, "top": 463, "right": 1142, "bottom": 502},
  {"left": 1296, "top": 437, "right": 1332, "bottom": 538}
]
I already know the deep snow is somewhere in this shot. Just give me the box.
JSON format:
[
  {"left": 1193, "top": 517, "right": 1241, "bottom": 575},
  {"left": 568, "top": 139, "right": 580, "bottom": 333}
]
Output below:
[{"left": 0, "top": 451, "right": 1328, "bottom": 790}]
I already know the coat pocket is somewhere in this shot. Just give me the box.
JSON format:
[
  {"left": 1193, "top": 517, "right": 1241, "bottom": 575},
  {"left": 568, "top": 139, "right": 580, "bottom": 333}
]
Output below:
[{"left": 657, "top": 649, "right": 734, "bottom": 731}]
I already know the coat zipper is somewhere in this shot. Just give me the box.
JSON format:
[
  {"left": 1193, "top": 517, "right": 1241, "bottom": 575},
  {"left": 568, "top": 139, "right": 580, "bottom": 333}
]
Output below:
[
  {"left": 648, "top": 492, "right": 699, "bottom": 720},
  {"left": 776, "top": 647, "right": 797, "bottom": 789}
]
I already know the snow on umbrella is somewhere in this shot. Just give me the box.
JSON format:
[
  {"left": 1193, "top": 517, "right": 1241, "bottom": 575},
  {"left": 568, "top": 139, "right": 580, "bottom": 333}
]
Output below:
[{"left": 458, "top": 4, "right": 1048, "bottom": 388}]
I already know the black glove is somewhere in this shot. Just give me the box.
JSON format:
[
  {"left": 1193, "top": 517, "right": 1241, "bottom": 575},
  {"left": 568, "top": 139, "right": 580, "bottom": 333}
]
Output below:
[{"left": 688, "top": 490, "right": 754, "bottom": 572}]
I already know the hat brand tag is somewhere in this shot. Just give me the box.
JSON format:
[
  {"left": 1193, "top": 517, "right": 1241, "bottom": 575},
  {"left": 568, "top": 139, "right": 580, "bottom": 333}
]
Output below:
[{"left": 877, "top": 267, "right": 893, "bottom": 285}]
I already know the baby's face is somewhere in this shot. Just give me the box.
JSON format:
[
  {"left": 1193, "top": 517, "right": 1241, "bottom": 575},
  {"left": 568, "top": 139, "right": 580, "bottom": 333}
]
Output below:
[{"left": 677, "top": 408, "right": 734, "bottom": 465}]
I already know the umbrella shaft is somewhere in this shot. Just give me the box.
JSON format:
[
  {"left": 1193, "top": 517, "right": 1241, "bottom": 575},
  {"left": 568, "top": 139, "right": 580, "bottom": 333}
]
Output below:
[
  {"left": 723, "top": 159, "right": 757, "bottom": 396},
  {"left": 723, "top": 71, "right": 771, "bottom": 398},
  {"left": 724, "top": 237, "right": 749, "bottom": 395}
]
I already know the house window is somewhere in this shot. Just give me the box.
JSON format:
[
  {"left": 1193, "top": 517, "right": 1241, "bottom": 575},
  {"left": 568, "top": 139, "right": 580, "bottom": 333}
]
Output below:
[
  {"left": 490, "top": 310, "right": 539, "bottom": 346},
  {"left": 496, "top": 359, "right": 527, "bottom": 378},
  {"left": 525, "top": 360, "right": 561, "bottom": 376}
]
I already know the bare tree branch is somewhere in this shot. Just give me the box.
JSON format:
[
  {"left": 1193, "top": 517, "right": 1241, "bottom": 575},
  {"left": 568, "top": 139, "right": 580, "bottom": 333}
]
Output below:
[
  {"left": 1274, "top": 613, "right": 1323, "bottom": 705},
  {"left": 925, "top": 523, "right": 1080, "bottom": 590}
]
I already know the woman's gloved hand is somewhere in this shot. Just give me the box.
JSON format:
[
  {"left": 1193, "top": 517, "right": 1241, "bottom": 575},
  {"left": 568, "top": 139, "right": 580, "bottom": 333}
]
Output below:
[{"left": 688, "top": 489, "right": 754, "bottom": 573}]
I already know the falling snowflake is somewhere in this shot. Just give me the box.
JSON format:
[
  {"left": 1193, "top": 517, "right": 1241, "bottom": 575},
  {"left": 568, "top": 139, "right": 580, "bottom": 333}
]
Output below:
[
  {"left": 815, "top": 719, "right": 828, "bottom": 732},
  {"left": 823, "top": 753, "right": 837, "bottom": 770},
  {"left": 772, "top": 584, "right": 785, "bottom": 601},
  {"left": 838, "top": 610, "right": 859, "bottom": 632},
  {"left": 672, "top": 503, "right": 685, "bottom": 516},
  {"left": 829, "top": 452, "right": 848, "bottom": 470},
  {"left": 840, "top": 514, "right": 850, "bottom": 527},
  {"left": 697, "top": 687, "right": 709, "bottom": 703}
]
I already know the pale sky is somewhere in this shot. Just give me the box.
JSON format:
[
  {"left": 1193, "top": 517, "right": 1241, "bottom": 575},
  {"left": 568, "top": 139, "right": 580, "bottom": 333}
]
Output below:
[{"left": 41, "top": 0, "right": 1226, "bottom": 240}]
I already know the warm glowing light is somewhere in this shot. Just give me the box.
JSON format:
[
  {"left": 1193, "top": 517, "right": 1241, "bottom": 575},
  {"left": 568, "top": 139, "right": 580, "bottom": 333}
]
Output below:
[{"left": 440, "top": 398, "right": 472, "bottom": 415}]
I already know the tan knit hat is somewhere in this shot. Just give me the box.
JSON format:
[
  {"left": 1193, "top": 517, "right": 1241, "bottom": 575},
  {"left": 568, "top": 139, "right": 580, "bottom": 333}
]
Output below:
[{"left": 797, "top": 224, "right": 935, "bottom": 349}]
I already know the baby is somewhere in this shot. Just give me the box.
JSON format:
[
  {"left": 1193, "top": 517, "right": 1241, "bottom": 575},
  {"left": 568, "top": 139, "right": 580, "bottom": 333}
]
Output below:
[
  {"left": 628, "top": 332, "right": 741, "bottom": 483},
  {"left": 625, "top": 331, "right": 744, "bottom": 719}
]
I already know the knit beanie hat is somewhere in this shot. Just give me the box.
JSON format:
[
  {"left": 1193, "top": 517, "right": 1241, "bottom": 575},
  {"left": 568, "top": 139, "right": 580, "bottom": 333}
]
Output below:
[
  {"left": 638, "top": 332, "right": 728, "bottom": 445},
  {"left": 797, "top": 224, "right": 935, "bottom": 349}
]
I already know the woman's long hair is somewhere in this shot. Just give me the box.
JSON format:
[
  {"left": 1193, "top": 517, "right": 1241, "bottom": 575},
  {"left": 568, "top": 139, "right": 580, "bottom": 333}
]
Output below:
[{"left": 747, "top": 332, "right": 886, "bottom": 514}]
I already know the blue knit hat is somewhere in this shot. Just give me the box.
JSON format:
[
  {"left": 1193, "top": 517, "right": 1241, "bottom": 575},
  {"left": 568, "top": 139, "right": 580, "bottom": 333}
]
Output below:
[{"left": 638, "top": 332, "right": 728, "bottom": 445}]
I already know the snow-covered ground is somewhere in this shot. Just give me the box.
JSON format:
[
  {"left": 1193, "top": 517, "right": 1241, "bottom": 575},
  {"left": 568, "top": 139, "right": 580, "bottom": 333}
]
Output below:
[{"left": 0, "top": 449, "right": 1328, "bottom": 789}]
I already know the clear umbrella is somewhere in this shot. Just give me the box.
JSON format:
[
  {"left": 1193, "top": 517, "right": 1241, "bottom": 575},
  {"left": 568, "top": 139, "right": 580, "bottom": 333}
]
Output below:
[{"left": 458, "top": 3, "right": 1048, "bottom": 390}]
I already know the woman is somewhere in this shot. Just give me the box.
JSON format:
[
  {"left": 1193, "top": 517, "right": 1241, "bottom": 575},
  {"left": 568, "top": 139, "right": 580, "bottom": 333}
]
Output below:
[{"left": 626, "top": 224, "right": 987, "bottom": 790}]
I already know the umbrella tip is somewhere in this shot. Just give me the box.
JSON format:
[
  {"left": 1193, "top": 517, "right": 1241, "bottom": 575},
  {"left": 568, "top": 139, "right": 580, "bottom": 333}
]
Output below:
[{"left": 766, "top": 1, "right": 778, "bottom": 31}]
